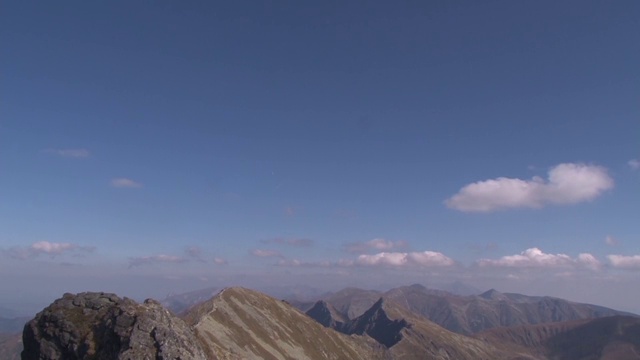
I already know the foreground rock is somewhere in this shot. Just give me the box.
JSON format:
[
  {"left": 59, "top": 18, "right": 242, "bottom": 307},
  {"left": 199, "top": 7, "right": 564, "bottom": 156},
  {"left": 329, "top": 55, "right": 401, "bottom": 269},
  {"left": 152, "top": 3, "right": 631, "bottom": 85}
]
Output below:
[{"left": 21, "top": 292, "right": 206, "bottom": 360}]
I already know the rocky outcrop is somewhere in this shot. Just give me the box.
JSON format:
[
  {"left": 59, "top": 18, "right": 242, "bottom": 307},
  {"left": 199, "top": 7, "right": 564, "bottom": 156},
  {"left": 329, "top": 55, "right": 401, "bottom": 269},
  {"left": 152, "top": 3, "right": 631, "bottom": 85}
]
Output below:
[{"left": 21, "top": 292, "right": 206, "bottom": 360}]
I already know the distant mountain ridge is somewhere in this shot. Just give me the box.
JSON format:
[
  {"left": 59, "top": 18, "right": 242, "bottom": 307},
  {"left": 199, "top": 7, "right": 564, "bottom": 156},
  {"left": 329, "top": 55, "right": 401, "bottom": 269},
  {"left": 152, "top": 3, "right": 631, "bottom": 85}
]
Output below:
[{"left": 305, "top": 284, "right": 634, "bottom": 335}]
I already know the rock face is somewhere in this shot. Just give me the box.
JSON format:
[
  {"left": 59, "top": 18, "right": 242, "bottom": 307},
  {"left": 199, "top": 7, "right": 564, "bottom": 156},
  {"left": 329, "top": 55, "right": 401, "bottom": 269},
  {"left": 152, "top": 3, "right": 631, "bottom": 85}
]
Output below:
[{"left": 21, "top": 292, "right": 207, "bottom": 360}]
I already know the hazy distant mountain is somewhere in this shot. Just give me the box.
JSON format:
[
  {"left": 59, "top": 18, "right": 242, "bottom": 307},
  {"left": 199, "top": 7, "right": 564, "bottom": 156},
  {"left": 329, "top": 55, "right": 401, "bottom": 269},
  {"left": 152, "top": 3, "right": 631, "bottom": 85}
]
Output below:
[
  {"left": 312, "top": 284, "right": 635, "bottom": 335},
  {"left": 160, "top": 286, "right": 219, "bottom": 314},
  {"left": 318, "top": 287, "right": 383, "bottom": 319},
  {"left": 0, "top": 316, "right": 30, "bottom": 333}
]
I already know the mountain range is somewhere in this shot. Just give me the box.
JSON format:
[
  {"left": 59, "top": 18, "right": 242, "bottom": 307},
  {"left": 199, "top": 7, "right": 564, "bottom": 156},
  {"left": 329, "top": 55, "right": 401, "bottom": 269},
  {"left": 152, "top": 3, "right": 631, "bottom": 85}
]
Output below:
[
  {"left": 302, "top": 284, "right": 632, "bottom": 335},
  {"left": 13, "top": 284, "right": 640, "bottom": 359}
]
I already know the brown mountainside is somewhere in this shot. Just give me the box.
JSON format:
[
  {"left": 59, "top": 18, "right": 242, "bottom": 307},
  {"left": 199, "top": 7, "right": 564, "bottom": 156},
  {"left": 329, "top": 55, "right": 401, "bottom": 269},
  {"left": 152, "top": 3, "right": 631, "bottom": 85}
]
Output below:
[{"left": 184, "top": 287, "right": 385, "bottom": 360}]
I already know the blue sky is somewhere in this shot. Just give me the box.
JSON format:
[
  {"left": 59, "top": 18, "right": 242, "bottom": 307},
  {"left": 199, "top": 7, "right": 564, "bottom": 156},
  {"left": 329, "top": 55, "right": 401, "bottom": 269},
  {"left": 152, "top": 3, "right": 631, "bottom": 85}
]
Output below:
[{"left": 2, "top": 1, "right": 639, "bottom": 314}]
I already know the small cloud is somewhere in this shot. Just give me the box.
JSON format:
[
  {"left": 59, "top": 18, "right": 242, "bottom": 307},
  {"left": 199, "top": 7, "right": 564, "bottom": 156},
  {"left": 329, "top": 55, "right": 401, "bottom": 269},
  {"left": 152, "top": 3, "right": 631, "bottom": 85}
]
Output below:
[
  {"left": 213, "top": 257, "right": 228, "bottom": 265},
  {"left": 261, "top": 237, "right": 314, "bottom": 247},
  {"left": 607, "top": 254, "right": 640, "bottom": 269},
  {"left": 110, "top": 178, "right": 143, "bottom": 188},
  {"left": 445, "top": 163, "right": 614, "bottom": 212},
  {"left": 284, "top": 206, "right": 296, "bottom": 217},
  {"left": 185, "top": 246, "right": 206, "bottom": 262},
  {"left": 477, "top": 248, "right": 601, "bottom": 270},
  {"left": 250, "top": 249, "right": 282, "bottom": 258},
  {"left": 605, "top": 235, "right": 618, "bottom": 247},
  {"left": 345, "top": 238, "right": 408, "bottom": 254},
  {"left": 355, "top": 250, "right": 455, "bottom": 268},
  {"left": 43, "top": 148, "right": 90, "bottom": 158},
  {"left": 5, "top": 241, "right": 94, "bottom": 260},
  {"left": 628, "top": 159, "right": 640, "bottom": 170}
]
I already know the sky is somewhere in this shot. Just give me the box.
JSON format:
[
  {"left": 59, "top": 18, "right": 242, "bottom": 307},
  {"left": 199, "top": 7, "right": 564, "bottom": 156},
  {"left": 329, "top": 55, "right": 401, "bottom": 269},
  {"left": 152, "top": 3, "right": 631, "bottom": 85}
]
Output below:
[{"left": 1, "top": 1, "right": 639, "bottom": 315}]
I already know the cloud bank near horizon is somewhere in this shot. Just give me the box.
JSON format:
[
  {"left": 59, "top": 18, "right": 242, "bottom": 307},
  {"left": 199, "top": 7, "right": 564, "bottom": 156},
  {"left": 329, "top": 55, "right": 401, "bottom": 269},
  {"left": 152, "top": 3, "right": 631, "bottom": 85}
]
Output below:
[{"left": 4, "top": 241, "right": 94, "bottom": 260}]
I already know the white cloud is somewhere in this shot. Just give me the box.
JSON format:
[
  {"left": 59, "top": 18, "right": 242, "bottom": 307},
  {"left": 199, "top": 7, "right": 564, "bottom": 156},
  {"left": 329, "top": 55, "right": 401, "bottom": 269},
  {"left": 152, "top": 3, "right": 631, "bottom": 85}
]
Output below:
[
  {"left": 261, "top": 237, "right": 314, "bottom": 247},
  {"left": 445, "top": 163, "right": 614, "bottom": 212},
  {"left": 355, "top": 251, "right": 455, "bottom": 267},
  {"left": 346, "top": 238, "right": 408, "bottom": 253},
  {"left": 477, "top": 248, "right": 601, "bottom": 270},
  {"left": 110, "top": 178, "right": 143, "bottom": 188},
  {"left": 44, "top": 148, "right": 90, "bottom": 158},
  {"left": 605, "top": 235, "right": 618, "bottom": 246},
  {"left": 607, "top": 254, "right": 640, "bottom": 269},
  {"left": 250, "top": 249, "right": 282, "bottom": 258},
  {"left": 576, "top": 253, "right": 602, "bottom": 271},
  {"left": 629, "top": 159, "right": 640, "bottom": 170},
  {"left": 5, "top": 241, "right": 94, "bottom": 259}
]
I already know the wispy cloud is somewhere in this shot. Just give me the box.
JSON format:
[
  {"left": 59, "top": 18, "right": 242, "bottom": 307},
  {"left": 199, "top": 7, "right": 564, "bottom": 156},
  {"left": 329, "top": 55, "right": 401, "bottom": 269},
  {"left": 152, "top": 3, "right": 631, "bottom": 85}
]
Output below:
[
  {"left": 284, "top": 206, "right": 297, "bottom": 217},
  {"left": 355, "top": 251, "right": 455, "bottom": 267},
  {"left": 250, "top": 249, "right": 282, "bottom": 258},
  {"left": 5, "top": 241, "right": 95, "bottom": 259},
  {"left": 43, "top": 148, "right": 90, "bottom": 158},
  {"left": 276, "top": 259, "right": 334, "bottom": 267},
  {"left": 128, "top": 246, "right": 220, "bottom": 267},
  {"left": 604, "top": 235, "right": 618, "bottom": 247},
  {"left": 129, "top": 254, "right": 187, "bottom": 268},
  {"left": 110, "top": 178, "right": 143, "bottom": 188},
  {"left": 445, "top": 163, "right": 613, "bottom": 212},
  {"left": 477, "top": 248, "right": 601, "bottom": 270},
  {"left": 345, "top": 238, "right": 408, "bottom": 254},
  {"left": 607, "top": 254, "right": 640, "bottom": 269},
  {"left": 261, "top": 237, "right": 314, "bottom": 247},
  {"left": 629, "top": 159, "right": 640, "bottom": 170}
]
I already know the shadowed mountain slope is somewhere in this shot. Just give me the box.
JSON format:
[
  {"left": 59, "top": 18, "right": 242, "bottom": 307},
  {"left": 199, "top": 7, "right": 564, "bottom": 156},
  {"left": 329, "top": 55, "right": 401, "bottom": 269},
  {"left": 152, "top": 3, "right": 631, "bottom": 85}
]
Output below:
[
  {"left": 477, "top": 315, "right": 640, "bottom": 360},
  {"left": 309, "top": 296, "right": 511, "bottom": 360}
]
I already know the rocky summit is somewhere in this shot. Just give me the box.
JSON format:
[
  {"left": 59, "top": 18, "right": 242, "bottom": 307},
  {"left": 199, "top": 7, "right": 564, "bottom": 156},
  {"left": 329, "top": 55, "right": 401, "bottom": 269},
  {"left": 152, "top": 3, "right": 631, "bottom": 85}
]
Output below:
[{"left": 21, "top": 292, "right": 206, "bottom": 360}]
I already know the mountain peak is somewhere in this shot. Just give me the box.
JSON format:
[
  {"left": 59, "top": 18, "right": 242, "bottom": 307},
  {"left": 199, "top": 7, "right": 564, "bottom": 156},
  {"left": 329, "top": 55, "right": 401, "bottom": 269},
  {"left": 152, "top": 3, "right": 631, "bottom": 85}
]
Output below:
[{"left": 479, "top": 289, "right": 507, "bottom": 301}]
